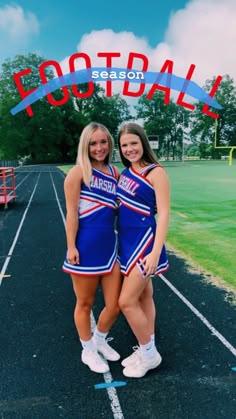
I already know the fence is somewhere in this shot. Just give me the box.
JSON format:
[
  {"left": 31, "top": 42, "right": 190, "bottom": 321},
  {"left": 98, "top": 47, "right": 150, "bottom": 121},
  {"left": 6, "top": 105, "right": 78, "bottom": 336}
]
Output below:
[{"left": 0, "top": 160, "right": 19, "bottom": 168}]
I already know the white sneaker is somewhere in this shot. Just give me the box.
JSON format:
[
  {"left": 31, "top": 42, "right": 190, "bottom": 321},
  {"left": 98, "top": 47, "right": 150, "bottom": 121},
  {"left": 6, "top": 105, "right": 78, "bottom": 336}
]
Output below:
[
  {"left": 123, "top": 350, "right": 162, "bottom": 378},
  {"left": 94, "top": 337, "right": 120, "bottom": 361},
  {"left": 81, "top": 349, "right": 110, "bottom": 373},
  {"left": 121, "top": 346, "right": 141, "bottom": 367}
]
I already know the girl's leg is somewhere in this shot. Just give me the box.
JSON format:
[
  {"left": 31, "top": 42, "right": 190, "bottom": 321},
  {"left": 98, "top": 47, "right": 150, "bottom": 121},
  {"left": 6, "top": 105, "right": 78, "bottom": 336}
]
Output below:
[
  {"left": 139, "top": 279, "right": 156, "bottom": 337},
  {"left": 118, "top": 265, "right": 151, "bottom": 345},
  {"left": 121, "top": 279, "right": 156, "bottom": 367},
  {"left": 71, "top": 274, "right": 109, "bottom": 373},
  {"left": 97, "top": 263, "right": 122, "bottom": 332},
  {"left": 71, "top": 274, "right": 100, "bottom": 340},
  {"left": 119, "top": 268, "right": 162, "bottom": 377},
  {"left": 93, "top": 263, "right": 122, "bottom": 361}
]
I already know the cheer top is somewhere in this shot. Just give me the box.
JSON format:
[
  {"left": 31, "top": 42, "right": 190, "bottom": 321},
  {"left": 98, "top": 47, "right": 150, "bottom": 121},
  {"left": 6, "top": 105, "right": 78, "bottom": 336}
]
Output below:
[
  {"left": 117, "top": 163, "right": 169, "bottom": 276},
  {"left": 63, "top": 164, "right": 118, "bottom": 276}
]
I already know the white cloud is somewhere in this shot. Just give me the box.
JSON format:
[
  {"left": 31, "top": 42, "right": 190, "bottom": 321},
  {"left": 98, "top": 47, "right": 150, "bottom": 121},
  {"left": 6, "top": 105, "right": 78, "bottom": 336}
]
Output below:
[
  {"left": 59, "top": 30, "right": 153, "bottom": 102},
  {"left": 60, "top": 29, "right": 152, "bottom": 90},
  {"left": 0, "top": 4, "right": 39, "bottom": 60},
  {"left": 162, "top": 0, "right": 236, "bottom": 84},
  {"left": 76, "top": 29, "right": 152, "bottom": 68},
  {"left": 60, "top": 0, "right": 235, "bottom": 97}
]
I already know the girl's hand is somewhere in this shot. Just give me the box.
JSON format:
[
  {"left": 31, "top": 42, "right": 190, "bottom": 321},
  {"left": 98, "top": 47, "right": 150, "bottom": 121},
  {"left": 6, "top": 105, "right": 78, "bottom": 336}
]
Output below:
[
  {"left": 142, "top": 253, "right": 159, "bottom": 277},
  {"left": 67, "top": 247, "right": 80, "bottom": 265}
]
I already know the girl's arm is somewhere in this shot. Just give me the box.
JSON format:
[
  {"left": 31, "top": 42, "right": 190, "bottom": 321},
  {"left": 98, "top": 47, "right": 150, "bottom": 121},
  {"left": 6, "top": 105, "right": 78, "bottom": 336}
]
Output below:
[
  {"left": 64, "top": 165, "right": 83, "bottom": 264},
  {"left": 143, "top": 166, "right": 170, "bottom": 276}
]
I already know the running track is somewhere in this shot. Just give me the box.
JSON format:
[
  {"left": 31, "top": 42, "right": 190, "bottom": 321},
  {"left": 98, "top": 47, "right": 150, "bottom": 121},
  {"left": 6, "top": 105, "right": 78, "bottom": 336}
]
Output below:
[{"left": 0, "top": 165, "right": 235, "bottom": 419}]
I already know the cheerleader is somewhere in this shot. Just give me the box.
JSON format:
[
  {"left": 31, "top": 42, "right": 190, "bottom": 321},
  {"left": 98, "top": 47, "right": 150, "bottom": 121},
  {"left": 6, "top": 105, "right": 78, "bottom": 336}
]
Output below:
[
  {"left": 63, "top": 122, "right": 121, "bottom": 374},
  {"left": 117, "top": 122, "right": 170, "bottom": 378}
]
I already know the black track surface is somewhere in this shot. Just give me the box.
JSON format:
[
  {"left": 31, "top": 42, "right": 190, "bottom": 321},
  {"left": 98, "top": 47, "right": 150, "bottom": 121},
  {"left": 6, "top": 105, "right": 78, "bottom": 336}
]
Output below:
[{"left": 0, "top": 166, "right": 235, "bottom": 419}]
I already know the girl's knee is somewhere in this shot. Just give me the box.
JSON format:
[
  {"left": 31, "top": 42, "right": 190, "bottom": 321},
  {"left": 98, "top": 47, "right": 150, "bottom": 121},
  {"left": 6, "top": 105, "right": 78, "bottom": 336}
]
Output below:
[
  {"left": 118, "top": 296, "right": 131, "bottom": 313},
  {"left": 76, "top": 299, "right": 94, "bottom": 314},
  {"left": 106, "top": 303, "right": 120, "bottom": 318}
]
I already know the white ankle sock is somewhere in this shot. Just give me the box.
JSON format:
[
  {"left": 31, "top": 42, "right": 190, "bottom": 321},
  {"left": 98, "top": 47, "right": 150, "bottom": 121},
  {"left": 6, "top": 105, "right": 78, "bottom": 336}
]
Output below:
[
  {"left": 139, "top": 339, "right": 157, "bottom": 360},
  {"left": 93, "top": 327, "right": 108, "bottom": 345},
  {"left": 80, "top": 338, "right": 95, "bottom": 351}
]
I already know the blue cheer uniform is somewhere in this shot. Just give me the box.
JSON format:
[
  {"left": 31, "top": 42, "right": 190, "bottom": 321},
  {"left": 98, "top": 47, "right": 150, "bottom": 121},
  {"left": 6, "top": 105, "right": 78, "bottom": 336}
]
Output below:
[
  {"left": 63, "top": 164, "right": 118, "bottom": 276},
  {"left": 117, "top": 163, "right": 169, "bottom": 276}
]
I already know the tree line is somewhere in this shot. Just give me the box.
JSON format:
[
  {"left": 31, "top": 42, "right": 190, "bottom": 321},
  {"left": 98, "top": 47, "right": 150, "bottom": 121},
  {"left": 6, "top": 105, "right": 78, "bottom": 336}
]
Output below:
[{"left": 0, "top": 53, "right": 235, "bottom": 163}]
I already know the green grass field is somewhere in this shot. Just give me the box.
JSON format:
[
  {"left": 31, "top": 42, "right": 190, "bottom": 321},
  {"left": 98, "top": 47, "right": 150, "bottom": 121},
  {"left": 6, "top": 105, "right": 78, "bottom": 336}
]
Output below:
[
  {"left": 164, "top": 160, "right": 236, "bottom": 290},
  {"left": 59, "top": 160, "right": 236, "bottom": 290}
]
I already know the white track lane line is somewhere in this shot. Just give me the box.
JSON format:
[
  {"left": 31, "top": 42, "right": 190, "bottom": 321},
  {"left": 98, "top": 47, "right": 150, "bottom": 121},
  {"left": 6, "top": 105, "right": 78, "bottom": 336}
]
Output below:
[
  {"left": 159, "top": 273, "right": 236, "bottom": 357},
  {"left": 5, "top": 171, "right": 31, "bottom": 197},
  {"left": 0, "top": 174, "right": 40, "bottom": 286},
  {"left": 14, "top": 172, "right": 32, "bottom": 190},
  {"left": 50, "top": 173, "right": 125, "bottom": 419}
]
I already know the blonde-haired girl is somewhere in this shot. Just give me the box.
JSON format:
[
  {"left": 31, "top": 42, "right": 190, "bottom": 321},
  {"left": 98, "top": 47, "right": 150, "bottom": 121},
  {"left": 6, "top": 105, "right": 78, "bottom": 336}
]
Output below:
[{"left": 63, "top": 122, "right": 121, "bottom": 374}]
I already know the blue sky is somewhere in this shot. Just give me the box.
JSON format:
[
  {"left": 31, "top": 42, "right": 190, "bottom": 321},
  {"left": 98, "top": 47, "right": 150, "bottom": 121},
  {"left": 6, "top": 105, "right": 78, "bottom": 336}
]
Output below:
[
  {"left": 0, "top": 0, "right": 235, "bottom": 100},
  {"left": 0, "top": 0, "right": 188, "bottom": 63}
]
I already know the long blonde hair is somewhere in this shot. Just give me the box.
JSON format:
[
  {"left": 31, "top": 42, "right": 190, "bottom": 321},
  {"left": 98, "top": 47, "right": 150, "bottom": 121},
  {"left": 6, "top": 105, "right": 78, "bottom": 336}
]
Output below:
[{"left": 77, "top": 122, "right": 114, "bottom": 187}]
